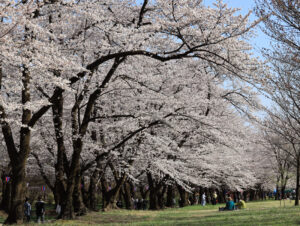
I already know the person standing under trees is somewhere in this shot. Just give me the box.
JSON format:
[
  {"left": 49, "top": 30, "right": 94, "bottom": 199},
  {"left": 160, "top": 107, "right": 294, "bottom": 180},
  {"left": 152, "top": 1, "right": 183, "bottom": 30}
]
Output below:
[
  {"left": 24, "top": 198, "right": 31, "bottom": 222},
  {"left": 212, "top": 191, "right": 218, "bottom": 205},
  {"left": 56, "top": 202, "right": 61, "bottom": 216},
  {"left": 35, "top": 196, "right": 45, "bottom": 223},
  {"left": 201, "top": 193, "right": 206, "bottom": 206}
]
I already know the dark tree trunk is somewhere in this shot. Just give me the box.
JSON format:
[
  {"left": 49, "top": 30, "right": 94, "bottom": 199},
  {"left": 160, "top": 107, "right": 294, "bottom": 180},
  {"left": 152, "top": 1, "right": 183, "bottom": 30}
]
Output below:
[
  {"left": 166, "top": 185, "right": 175, "bottom": 207},
  {"left": 53, "top": 182, "right": 60, "bottom": 207},
  {"left": 148, "top": 188, "right": 159, "bottom": 210},
  {"left": 81, "top": 177, "right": 89, "bottom": 209},
  {"left": 5, "top": 161, "right": 27, "bottom": 224},
  {"left": 140, "top": 185, "right": 149, "bottom": 200},
  {"left": 129, "top": 182, "right": 136, "bottom": 199},
  {"left": 60, "top": 144, "right": 82, "bottom": 219},
  {"left": 192, "top": 189, "right": 199, "bottom": 205},
  {"left": 233, "top": 192, "right": 238, "bottom": 203},
  {"left": 295, "top": 155, "right": 300, "bottom": 206},
  {"left": 147, "top": 173, "right": 160, "bottom": 210},
  {"left": 177, "top": 185, "right": 189, "bottom": 207},
  {"left": 261, "top": 190, "right": 266, "bottom": 200},
  {"left": 157, "top": 185, "right": 167, "bottom": 209},
  {"left": 87, "top": 173, "right": 98, "bottom": 211},
  {"left": 52, "top": 90, "right": 67, "bottom": 210},
  {"left": 275, "top": 182, "right": 280, "bottom": 200},
  {"left": 5, "top": 65, "right": 31, "bottom": 224},
  {"left": 101, "top": 172, "right": 127, "bottom": 211},
  {"left": 72, "top": 171, "right": 87, "bottom": 216},
  {"left": 217, "top": 190, "right": 224, "bottom": 203},
  {"left": 61, "top": 56, "right": 125, "bottom": 218},
  {"left": 243, "top": 191, "right": 247, "bottom": 202},
  {"left": 281, "top": 174, "right": 289, "bottom": 200},
  {"left": 86, "top": 156, "right": 105, "bottom": 211},
  {"left": 123, "top": 183, "right": 133, "bottom": 210},
  {"left": 0, "top": 176, "right": 11, "bottom": 213},
  {"left": 249, "top": 189, "right": 255, "bottom": 201},
  {"left": 85, "top": 109, "right": 101, "bottom": 211}
]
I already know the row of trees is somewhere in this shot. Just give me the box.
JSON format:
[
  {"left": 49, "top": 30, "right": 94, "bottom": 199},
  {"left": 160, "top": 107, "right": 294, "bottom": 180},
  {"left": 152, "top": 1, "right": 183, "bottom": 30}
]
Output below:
[
  {"left": 255, "top": 0, "right": 300, "bottom": 204},
  {"left": 0, "top": 0, "right": 297, "bottom": 224}
]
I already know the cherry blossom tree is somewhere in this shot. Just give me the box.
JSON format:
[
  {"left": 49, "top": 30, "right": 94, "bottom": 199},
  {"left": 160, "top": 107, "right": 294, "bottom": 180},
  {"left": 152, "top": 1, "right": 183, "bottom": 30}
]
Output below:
[
  {"left": 261, "top": 129, "right": 293, "bottom": 199},
  {"left": 0, "top": 0, "right": 266, "bottom": 223},
  {"left": 256, "top": 0, "right": 300, "bottom": 205}
]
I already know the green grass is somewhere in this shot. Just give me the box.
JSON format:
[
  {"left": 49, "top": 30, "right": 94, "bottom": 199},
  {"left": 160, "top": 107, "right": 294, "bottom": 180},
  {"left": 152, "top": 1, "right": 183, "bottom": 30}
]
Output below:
[{"left": 1, "top": 200, "right": 299, "bottom": 225}]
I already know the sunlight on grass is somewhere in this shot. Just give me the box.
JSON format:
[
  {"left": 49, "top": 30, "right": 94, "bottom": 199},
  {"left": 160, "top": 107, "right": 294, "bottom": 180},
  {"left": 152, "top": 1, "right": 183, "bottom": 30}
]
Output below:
[
  {"left": 74, "top": 200, "right": 300, "bottom": 226},
  {"left": 1, "top": 200, "right": 299, "bottom": 225}
]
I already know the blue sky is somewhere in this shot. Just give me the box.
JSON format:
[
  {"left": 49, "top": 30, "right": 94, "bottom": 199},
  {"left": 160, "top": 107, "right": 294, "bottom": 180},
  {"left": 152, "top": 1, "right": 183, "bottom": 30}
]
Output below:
[
  {"left": 204, "top": 0, "right": 272, "bottom": 59},
  {"left": 201, "top": 0, "right": 273, "bottom": 111},
  {"left": 136, "top": 0, "right": 271, "bottom": 57}
]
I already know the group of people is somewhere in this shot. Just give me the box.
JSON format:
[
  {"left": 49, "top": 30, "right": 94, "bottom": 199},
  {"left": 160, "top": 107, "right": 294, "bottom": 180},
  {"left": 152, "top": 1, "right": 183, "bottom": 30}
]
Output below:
[
  {"left": 219, "top": 196, "right": 246, "bottom": 211},
  {"left": 23, "top": 193, "right": 246, "bottom": 222},
  {"left": 201, "top": 191, "right": 218, "bottom": 206},
  {"left": 132, "top": 198, "right": 148, "bottom": 210},
  {"left": 24, "top": 196, "right": 46, "bottom": 223},
  {"left": 200, "top": 191, "right": 246, "bottom": 211}
]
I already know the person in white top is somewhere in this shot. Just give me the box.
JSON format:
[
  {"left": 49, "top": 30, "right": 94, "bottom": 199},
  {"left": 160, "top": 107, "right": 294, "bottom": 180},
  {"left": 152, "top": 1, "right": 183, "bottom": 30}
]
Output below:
[
  {"left": 201, "top": 193, "right": 206, "bottom": 206},
  {"left": 56, "top": 203, "right": 61, "bottom": 216}
]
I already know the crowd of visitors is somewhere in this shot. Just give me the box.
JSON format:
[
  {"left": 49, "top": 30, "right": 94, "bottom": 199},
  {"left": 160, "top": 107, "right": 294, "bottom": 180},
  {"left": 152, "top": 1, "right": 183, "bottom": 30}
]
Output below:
[{"left": 22, "top": 190, "right": 249, "bottom": 223}]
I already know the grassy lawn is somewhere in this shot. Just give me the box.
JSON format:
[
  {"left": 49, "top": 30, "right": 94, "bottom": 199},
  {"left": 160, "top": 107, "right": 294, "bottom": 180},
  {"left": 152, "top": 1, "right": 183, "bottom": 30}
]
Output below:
[{"left": 1, "top": 200, "right": 300, "bottom": 225}]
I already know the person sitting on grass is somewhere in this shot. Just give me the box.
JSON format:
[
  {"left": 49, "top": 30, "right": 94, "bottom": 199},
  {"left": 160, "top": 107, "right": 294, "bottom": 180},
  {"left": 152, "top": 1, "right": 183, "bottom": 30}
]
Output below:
[
  {"left": 219, "top": 197, "right": 235, "bottom": 211},
  {"left": 235, "top": 199, "right": 246, "bottom": 209}
]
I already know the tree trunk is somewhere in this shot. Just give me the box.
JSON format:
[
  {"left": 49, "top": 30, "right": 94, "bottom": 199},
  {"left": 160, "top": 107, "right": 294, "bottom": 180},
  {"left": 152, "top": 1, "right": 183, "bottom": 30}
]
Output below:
[
  {"left": 281, "top": 173, "right": 289, "bottom": 200},
  {"left": 53, "top": 182, "right": 60, "bottom": 207},
  {"left": 166, "top": 185, "right": 175, "bottom": 207},
  {"left": 249, "top": 189, "right": 255, "bottom": 201},
  {"left": 157, "top": 185, "right": 166, "bottom": 209},
  {"left": 52, "top": 90, "right": 67, "bottom": 209},
  {"left": 81, "top": 177, "right": 89, "bottom": 209},
  {"left": 72, "top": 171, "right": 87, "bottom": 216},
  {"left": 192, "top": 189, "right": 199, "bottom": 205},
  {"left": 102, "top": 173, "right": 127, "bottom": 211},
  {"left": 87, "top": 174, "right": 98, "bottom": 211},
  {"left": 5, "top": 161, "right": 27, "bottom": 224},
  {"left": 217, "top": 190, "right": 224, "bottom": 203},
  {"left": 0, "top": 176, "right": 11, "bottom": 213},
  {"left": 5, "top": 65, "right": 31, "bottom": 224},
  {"left": 177, "top": 185, "right": 189, "bottom": 207},
  {"left": 281, "top": 186, "right": 286, "bottom": 199},
  {"left": 148, "top": 187, "right": 159, "bottom": 210},
  {"left": 140, "top": 185, "right": 149, "bottom": 200},
  {"left": 87, "top": 157, "right": 105, "bottom": 211},
  {"left": 147, "top": 173, "right": 160, "bottom": 210},
  {"left": 243, "top": 190, "right": 247, "bottom": 202},
  {"left": 102, "top": 192, "right": 118, "bottom": 211},
  {"left": 275, "top": 183, "right": 280, "bottom": 200},
  {"left": 129, "top": 182, "right": 136, "bottom": 199},
  {"left": 123, "top": 182, "right": 133, "bottom": 210},
  {"left": 60, "top": 144, "right": 82, "bottom": 219},
  {"left": 295, "top": 155, "right": 300, "bottom": 206}
]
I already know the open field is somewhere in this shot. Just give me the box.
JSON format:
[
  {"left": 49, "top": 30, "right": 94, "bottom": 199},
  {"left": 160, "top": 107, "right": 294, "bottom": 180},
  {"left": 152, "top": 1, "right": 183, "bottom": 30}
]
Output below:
[{"left": 1, "top": 200, "right": 300, "bottom": 225}]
